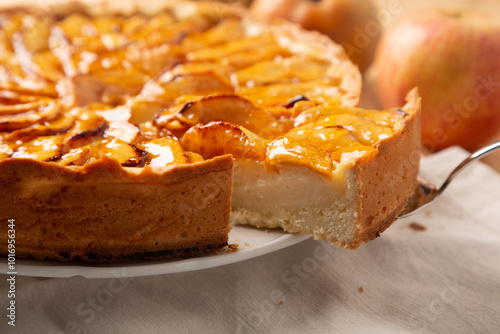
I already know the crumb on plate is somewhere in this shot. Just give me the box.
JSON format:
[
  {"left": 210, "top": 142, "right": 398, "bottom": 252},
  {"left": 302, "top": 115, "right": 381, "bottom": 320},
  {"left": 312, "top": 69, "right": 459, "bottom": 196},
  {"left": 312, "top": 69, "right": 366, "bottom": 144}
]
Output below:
[
  {"left": 409, "top": 222, "right": 427, "bottom": 232},
  {"left": 225, "top": 243, "right": 239, "bottom": 253}
]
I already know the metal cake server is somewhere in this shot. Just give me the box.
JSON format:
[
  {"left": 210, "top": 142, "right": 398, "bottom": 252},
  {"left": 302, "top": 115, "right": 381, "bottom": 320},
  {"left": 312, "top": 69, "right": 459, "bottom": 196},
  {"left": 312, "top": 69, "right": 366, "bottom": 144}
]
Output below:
[{"left": 398, "top": 140, "right": 500, "bottom": 219}]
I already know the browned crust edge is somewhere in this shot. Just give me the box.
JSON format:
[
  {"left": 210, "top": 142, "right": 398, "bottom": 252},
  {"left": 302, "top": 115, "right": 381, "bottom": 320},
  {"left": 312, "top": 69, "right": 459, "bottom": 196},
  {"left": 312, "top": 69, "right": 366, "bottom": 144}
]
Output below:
[
  {"left": 352, "top": 88, "right": 421, "bottom": 248},
  {"left": 16, "top": 241, "right": 229, "bottom": 263},
  {"left": 0, "top": 155, "right": 233, "bottom": 262}
]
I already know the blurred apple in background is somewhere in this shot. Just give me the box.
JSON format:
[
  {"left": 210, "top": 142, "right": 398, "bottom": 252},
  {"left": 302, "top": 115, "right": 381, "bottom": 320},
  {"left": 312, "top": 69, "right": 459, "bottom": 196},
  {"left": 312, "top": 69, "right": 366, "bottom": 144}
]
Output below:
[
  {"left": 375, "top": 8, "right": 500, "bottom": 151},
  {"left": 251, "top": 0, "right": 381, "bottom": 72}
]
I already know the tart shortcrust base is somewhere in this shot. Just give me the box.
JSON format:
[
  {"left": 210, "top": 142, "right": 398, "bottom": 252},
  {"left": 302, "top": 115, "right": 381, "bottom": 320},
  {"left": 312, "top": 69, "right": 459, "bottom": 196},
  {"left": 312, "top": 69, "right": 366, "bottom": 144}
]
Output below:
[
  {"left": 0, "top": 155, "right": 233, "bottom": 262},
  {"left": 231, "top": 89, "right": 421, "bottom": 249}
]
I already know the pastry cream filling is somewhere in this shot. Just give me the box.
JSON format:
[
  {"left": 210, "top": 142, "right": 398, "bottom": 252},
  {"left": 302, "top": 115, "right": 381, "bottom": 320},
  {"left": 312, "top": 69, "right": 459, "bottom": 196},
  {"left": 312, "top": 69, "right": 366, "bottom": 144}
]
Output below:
[{"left": 231, "top": 160, "right": 359, "bottom": 244}]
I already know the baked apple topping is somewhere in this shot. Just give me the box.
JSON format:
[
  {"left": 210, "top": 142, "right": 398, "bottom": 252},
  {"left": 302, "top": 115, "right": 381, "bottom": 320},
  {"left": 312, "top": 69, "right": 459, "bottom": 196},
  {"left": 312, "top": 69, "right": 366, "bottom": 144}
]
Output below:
[{"left": 0, "top": 7, "right": 404, "bottom": 177}]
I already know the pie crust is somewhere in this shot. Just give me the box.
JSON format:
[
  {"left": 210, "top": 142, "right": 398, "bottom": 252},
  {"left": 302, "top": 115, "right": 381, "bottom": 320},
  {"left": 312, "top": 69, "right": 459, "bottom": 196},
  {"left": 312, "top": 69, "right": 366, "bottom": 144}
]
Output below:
[{"left": 0, "top": 155, "right": 233, "bottom": 261}]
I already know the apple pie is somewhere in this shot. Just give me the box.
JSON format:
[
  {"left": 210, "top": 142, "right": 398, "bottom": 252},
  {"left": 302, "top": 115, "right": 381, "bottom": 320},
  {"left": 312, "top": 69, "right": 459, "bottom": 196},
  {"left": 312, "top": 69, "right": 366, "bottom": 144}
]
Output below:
[{"left": 0, "top": 0, "right": 420, "bottom": 261}]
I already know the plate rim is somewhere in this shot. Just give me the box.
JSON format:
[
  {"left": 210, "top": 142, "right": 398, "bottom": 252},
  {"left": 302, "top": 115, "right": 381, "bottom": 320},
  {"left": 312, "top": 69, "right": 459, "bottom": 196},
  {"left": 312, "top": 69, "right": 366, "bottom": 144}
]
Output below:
[{"left": 1, "top": 231, "right": 311, "bottom": 279}]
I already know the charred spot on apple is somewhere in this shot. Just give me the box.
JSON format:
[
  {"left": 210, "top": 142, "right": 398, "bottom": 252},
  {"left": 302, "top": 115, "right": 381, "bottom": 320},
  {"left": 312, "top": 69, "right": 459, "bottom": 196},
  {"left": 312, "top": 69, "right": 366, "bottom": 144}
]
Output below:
[
  {"left": 284, "top": 95, "right": 310, "bottom": 108},
  {"left": 64, "top": 123, "right": 108, "bottom": 150},
  {"left": 392, "top": 108, "right": 408, "bottom": 117},
  {"left": 44, "top": 153, "right": 63, "bottom": 163},
  {"left": 323, "top": 125, "right": 345, "bottom": 129},
  {"left": 121, "top": 144, "right": 148, "bottom": 167}
]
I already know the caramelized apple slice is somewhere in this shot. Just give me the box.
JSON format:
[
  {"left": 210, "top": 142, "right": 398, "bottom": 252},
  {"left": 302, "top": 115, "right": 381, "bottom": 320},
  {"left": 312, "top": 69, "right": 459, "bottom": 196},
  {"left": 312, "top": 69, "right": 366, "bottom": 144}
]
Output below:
[
  {"left": 266, "top": 136, "right": 333, "bottom": 176},
  {"left": 128, "top": 12, "right": 176, "bottom": 44},
  {"left": 0, "top": 141, "right": 16, "bottom": 160},
  {"left": 5, "top": 114, "right": 75, "bottom": 142},
  {"left": 238, "top": 78, "right": 342, "bottom": 106},
  {"left": 63, "top": 116, "right": 108, "bottom": 150},
  {"left": 121, "top": 15, "right": 148, "bottom": 35},
  {"left": 186, "top": 151, "right": 204, "bottom": 163},
  {"left": 182, "top": 18, "right": 244, "bottom": 51},
  {"left": 285, "top": 122, "right": 372, "bottom": 163},
  {"left": 266, "top": 118, "right": 376, "bottom": 175},
  {"left": 139, "top": 71, "right": 234, "bottom": 106},
  {"left": 355, "top": 108, "right": 409, "bottom": 130},
  {"left": 0, "top": 58, "right": 58, "bottom": 97},
  {"left": 47, "top": 25, "right": 78, "bottom": 76},
  {"left": 294, "top": 104, "right": 333, "bottom": 127},
  {"left": 182, "top": 121, "right": 267, "bottom": 161},
  {"left": 188, "top": 35, "right": 278, "bottom": 61},
  {"left": 71, "top": 67, "right": 150, "bottom": 106},
  {"left": 295, "top": 105, "right": 404, "bottom": 141},
  {"left": 53, "top": 13, "right": 179, "bottom": 81},
  {"left": 316, "top": 114, "right": 394, "bottom": 146},
  {"left": 295, "top": 105, "right": 399, "bottom": 127},
  {"left": 48, "top": 23, "right": 87, "bottom": 77},
  {"left": 104, "top": 121, "right": 140, "bottom": 144},
  {"left": 135, "top": 137, "right": 188, "bottom": 166},
  {"left": 11, "top": 135, "right": 63, "bottom": 162},
  {"left": 128, "top": 98, "right": 165, "bottom": 125},
  {"left": 234, "top": 56, "right": 331, "bottom": 85},
  {"left": 31, "top": 51, "right": 64, "bottom": 82},
  {"left": 131, "top": 16, "right": 212, "bottom": 47},
  {"left": 137, "top": 121, "right": 161, "bottom": 142},
  {"left": 155, "top": 95, "right": 283, "bottom": 138},
  {"left": 0, "top": 100, "right": 50, "bottom": 116},
  {"left": 92, "top": 15, "right": 124, "bottom": 34},
  {"left": 12, "top": 13, "right": 51, "bottom": 53},
  {"left": 222, "top": 45, "right": 291, "bottom": 70},
  {"left": 168, "top": 62, "right": 230, "bottom": 79},
  {"left": 99, "top": 138, "right": 146, "bottom": 167},
  {"left": 0, "top": 90, "right": 43, "bottom": 104},
  {"left": 83, "top": 49, "right": 130, "bottom": 73},
  {"left": 12, "top": 29, "right": 50, "bottom": 81},
  {"left": 58, "top": 145, "right": 101, "bottom": 166},
  {"left": 261, "top": 102, "right": 313, "bottom": 132},
  {"left": 90, "top": 16, "right": 130, "bottom": 51},
  {"left": 0, "top": 12, "right": 24, "bottom": 53},
  {"left": 55, "top": 13, "right": 91, "bottom": 41},
  {"left": 0, "top": 101, "right": 61, "bottom": 132},
  {"left": 21, "top": 16, "right": 52, "bottom": 52},
  {"left": 125, "top": 44, "right": 184, "bottom": 77}
]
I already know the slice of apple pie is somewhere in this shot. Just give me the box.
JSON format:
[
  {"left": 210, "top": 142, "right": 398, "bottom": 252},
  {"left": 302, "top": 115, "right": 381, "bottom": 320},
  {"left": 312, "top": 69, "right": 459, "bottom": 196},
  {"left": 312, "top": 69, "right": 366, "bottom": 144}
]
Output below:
[{"left": 0, "top": 0, "right": 420, "bottom": 261}]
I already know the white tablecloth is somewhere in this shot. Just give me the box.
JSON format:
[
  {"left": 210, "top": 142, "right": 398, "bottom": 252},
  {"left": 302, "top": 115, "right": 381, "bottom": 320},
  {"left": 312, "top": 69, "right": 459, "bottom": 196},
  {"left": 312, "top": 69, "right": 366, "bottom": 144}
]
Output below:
[{"left": 2, "top": 147, "right": 500, "bottom": 333}]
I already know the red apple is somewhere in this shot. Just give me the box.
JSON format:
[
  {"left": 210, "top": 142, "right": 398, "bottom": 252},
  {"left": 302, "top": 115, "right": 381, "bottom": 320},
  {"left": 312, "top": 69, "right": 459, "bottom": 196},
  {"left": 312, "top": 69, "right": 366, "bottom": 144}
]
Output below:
[{"left": 375, "top": 8, "right": 500, "bottom": 151}]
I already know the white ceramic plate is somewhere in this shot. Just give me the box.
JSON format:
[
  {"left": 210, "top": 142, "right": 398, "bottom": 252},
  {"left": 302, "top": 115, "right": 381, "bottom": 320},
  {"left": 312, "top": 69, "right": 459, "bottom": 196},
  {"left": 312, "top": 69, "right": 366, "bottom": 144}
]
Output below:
[{"left": 1, "top": 226, "right": 310, "bottom": 278}]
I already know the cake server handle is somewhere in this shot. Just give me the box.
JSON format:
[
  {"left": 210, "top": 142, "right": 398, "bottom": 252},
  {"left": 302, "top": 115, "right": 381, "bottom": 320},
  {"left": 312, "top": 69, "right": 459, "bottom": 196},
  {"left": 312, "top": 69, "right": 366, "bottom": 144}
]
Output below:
[{"left": 398, "top": 140, "right": 500, "bottom": 219}]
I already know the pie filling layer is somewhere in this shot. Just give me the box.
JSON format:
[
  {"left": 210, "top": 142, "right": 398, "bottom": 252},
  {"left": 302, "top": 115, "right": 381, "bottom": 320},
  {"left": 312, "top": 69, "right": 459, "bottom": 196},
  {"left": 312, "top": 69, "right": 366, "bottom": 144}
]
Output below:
[{"left": 0, "top": 1, "right": 420, "bottom": 260}]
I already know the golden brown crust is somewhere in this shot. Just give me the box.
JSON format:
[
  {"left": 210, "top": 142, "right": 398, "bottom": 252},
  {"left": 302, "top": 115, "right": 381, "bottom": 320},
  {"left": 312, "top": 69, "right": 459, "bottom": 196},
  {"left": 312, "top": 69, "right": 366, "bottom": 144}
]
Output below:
[
  {"left": 353, "top": 88, "right": 421, "bottom": 247},
  {"left": 0, "top": 155, "right": 233, "bottom": 262}
]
